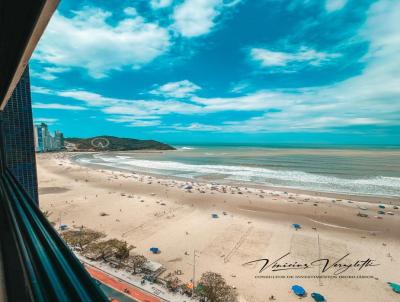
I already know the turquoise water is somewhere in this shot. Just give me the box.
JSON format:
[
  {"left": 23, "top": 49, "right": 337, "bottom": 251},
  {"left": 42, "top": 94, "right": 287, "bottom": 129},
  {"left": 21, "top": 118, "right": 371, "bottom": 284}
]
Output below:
[{"left": 76, "top": 145, "right": 400, "bottom": 197}]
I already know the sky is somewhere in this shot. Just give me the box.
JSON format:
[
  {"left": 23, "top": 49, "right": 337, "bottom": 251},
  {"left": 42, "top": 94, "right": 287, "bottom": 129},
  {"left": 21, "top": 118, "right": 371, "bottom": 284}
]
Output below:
[{"left": 30, "top": 0, "right": 400, "bottom": 145}]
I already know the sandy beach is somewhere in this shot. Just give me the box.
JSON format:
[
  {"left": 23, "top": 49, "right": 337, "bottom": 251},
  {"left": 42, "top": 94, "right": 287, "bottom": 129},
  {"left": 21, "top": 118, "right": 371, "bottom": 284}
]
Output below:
[{"left": 37, "top": 152, "right": 400, "bottom": 302}]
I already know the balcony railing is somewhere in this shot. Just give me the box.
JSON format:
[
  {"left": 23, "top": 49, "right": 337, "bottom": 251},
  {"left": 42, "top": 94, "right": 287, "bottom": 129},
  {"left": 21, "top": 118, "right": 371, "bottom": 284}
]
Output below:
[{"left": 0, "top": 168, "right": 108, "bottom": 301}]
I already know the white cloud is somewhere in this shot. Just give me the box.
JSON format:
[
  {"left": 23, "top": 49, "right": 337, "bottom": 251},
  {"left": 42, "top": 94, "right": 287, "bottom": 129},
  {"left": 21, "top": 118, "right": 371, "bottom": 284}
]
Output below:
[
  {"left": 31, "top": 86, "right": 128, "bottom": 107},
  {"left": 107, "top": 115, "right": 161, "bottom": 127},
  {"left": 106, "top": 115, "right": 160, "bottom": 122},
  {"left": 177, "top": 0, "right": 400, "bottom": 132},
  {"left": 32, "top": 1, "right": 400, "bottom": 132},
  {"left": 168, "top": 123, "right": 222, "bottom": 131},
  {"left": 192, "top": 92, "right": 294, "bottom": 112},
  {"left": 250, "top": 47, "right": 340, "bottom": 69},
  {"left": 33, "top": 85, "right": 204, "bottom": 115},
  {"left": 35, "top": 86, "right": 294, "bottom": 118},
  {"left": 173, "top": 0, "right": 221, "bottom": 37},
  {"left": 250, "top": 49, "right": 292, "bottom": 67},
  {"left": 230, "top": 82, "right": 250, "bottom": 94},
  {"left": 127, "top": 120, "right": 162, "bottom": 127},
  {"left": 216, "top": 104, "right": 390, "bottom": 133},
  {"left": 32, "top": 103, "right": 87, "bottom": 110},
  {"left": 172, "top": 0, "right": 240, "bottom": 37},
  {"left": 102, "top": 99, "right": 202, "bottom": 116},
  {"left": 150, "top": 0, "right": 174, "bottom": 9},
  {"left": 31, "top": 86, "right": 52, "bottom": 94},
  {"left": 57, "top": 90, "right": 123, "bottom": 107},
  {"left": 33, "top": 7, "right": 170, "bottom": 78},
  {"left": 31, "top": 66, "right": 70, "bottom": 81},
  {"left": 34, "top": 118, "right": 59, "bottom": 125},
  {"left": 123, "top": 7, "right": 138, "bottom": 16},
  {"left": 150, "top": 80, "right": 201, "bottom": 98},
  {"left": 325, "top": 0, "right": 348, "bottom": 12}
]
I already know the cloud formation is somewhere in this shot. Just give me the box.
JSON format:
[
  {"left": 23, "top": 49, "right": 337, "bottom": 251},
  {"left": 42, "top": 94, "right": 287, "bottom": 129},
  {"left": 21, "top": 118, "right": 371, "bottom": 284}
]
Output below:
[
  {"left": 31, "top": 0, "right": 400, "bottom": 135},
  {"left": 32, "top": 103, "right": 87, "bottom": 110},
  {"left": 149, "top": 80, "right": 201, "bottom": 98},
  {"left": 173, "top": 0, "right": 223, "bottom": 37},
  {"left": 172, "top": 0, "right": 240, "bottom": 37},
  {"left": 150, "top": 0, "right": 174, "bottom": 9},
  {"left": 250, "top": 47, "right": 340, "bottom": 70},
  {"left": 166, "top": 0, "right": 400, "bottom": 133},
  {"left": 32, "top": 1, "right": 243, "bottom": 80},
  {"left": 33, "top": 8, "right": 170, "bottom": 78}
]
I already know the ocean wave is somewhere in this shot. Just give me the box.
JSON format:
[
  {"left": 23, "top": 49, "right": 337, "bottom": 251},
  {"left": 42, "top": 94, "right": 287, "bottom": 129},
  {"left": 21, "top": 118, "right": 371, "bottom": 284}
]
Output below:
[{"left": 81, "top": 154, "right": 400, "bottom": 196}]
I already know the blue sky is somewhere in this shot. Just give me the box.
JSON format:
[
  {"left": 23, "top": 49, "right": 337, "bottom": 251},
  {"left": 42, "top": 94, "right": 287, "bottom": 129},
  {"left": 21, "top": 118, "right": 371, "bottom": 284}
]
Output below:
[{"left": 30, "top": 0, "right": 400, "bottom": 145}]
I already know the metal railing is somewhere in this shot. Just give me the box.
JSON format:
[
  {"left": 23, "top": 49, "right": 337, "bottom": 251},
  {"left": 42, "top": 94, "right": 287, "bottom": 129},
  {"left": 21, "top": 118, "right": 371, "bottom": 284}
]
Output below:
[{"left": 0, "top": 168, "right": 109, "bottom": 301}]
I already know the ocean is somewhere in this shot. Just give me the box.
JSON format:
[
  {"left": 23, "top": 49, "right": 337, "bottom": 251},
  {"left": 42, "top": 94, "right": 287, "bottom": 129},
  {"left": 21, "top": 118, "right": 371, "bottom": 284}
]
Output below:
[{"left": 75, "top": 145, "right": 400, "bottom": 198}]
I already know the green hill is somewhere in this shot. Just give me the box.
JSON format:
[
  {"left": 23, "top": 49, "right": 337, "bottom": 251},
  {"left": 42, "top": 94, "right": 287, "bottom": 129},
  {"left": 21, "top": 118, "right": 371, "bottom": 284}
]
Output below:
[{"left": 64, "top": 136, "right": 175, "bottom": 151}]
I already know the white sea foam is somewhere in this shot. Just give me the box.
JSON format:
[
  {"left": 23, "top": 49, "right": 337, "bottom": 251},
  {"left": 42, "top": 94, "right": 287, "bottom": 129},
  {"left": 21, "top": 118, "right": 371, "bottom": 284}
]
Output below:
[{"left": 79, "top": 154, "right": 400, "bottom": 197}]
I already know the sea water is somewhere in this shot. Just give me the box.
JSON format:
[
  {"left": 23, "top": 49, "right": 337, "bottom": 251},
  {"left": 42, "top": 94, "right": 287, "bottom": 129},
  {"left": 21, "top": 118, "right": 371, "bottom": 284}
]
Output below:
[{"left": 76, "top": 144, "right": 400, "bottom": 197}]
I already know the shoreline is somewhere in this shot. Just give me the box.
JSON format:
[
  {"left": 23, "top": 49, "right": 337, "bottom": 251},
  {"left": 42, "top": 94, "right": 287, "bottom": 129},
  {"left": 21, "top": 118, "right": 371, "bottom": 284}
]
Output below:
[
  {"left": 37, "top": 152, "right": 400, "bottom": 302},
  {"left": 71, "top": 152, "right": 400, "bottom": 205}
]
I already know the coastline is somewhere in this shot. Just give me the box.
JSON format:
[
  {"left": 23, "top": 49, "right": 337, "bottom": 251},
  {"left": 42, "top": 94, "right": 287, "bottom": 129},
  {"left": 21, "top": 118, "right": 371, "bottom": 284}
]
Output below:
[
  {"left": 71, "top": 151, "right": 400, "bottom": 204},
  {"left": 37, "top": 152, "right": 400, "bottom": 302}
]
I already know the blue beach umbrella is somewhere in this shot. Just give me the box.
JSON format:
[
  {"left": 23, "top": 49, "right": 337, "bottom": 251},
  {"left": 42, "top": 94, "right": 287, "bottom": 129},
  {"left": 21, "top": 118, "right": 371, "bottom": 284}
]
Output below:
[
  {"left": 150, "top": 247, "right": 160, "bottom": 254},
  {"left": 311, "top": 292, "right": 326, "bottom": 301},
  {"left": 388, "top": 282, "right": 400, "bottom": 293},
  {"left": 291, "top": 285, "right": 306, "bottom": 296},
  {"left": 292, "top": 223, "right": 301, "bottom": 230},
  {"left": 379, "top": 204, "right": 385, "bottom": 209}
]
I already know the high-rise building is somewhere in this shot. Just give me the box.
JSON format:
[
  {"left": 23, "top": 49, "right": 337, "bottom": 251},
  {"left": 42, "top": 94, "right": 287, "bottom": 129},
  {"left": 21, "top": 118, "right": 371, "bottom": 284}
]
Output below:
[
  {"left": 0, "top": 67, "right": 38, "bottom": 203},
  {"left": 34, "top": 122, "right": 65, "bottom": 152},
  {"left": 55, "top": 130, "right": 65, "bottom": 149},
  {"left": 34, "top": 122, "right": 49, "bottom": 152}
]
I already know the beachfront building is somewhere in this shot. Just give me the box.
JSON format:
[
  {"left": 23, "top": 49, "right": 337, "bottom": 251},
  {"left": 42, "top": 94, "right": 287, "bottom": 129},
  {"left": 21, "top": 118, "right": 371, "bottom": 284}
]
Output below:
[
  {"left": 0, "top": 1, "right": 108, "bottom": 300},
  {"left": 55, "top": 130, "right": 65, "bottom": 149},
  {"left": 34, "top": 122, "right": 65, "bottom": 152}
]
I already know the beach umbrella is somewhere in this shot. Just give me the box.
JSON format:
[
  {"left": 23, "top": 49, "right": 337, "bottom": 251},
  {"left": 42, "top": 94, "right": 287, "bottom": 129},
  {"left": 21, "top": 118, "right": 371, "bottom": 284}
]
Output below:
[
  {"left": 150, "top": 247, "right": 160, "bottom": 254},
  {"left": 291, "top": 285, "right": 306, "bottom": 296},
  {"left": 311, "top": 292, "right": 326, "bottom": 301},
  {"left": 379, "top": 204, "right": 385, "bottom": 209},
  {"left": 388, "top": 282, "right": 400, "bottom": 293},
  {"left": 292, "top": 223, "right": 301, "bottom": 230},
  {"left": 212, "top": 214, "right": 219, "bottom": 218}
]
